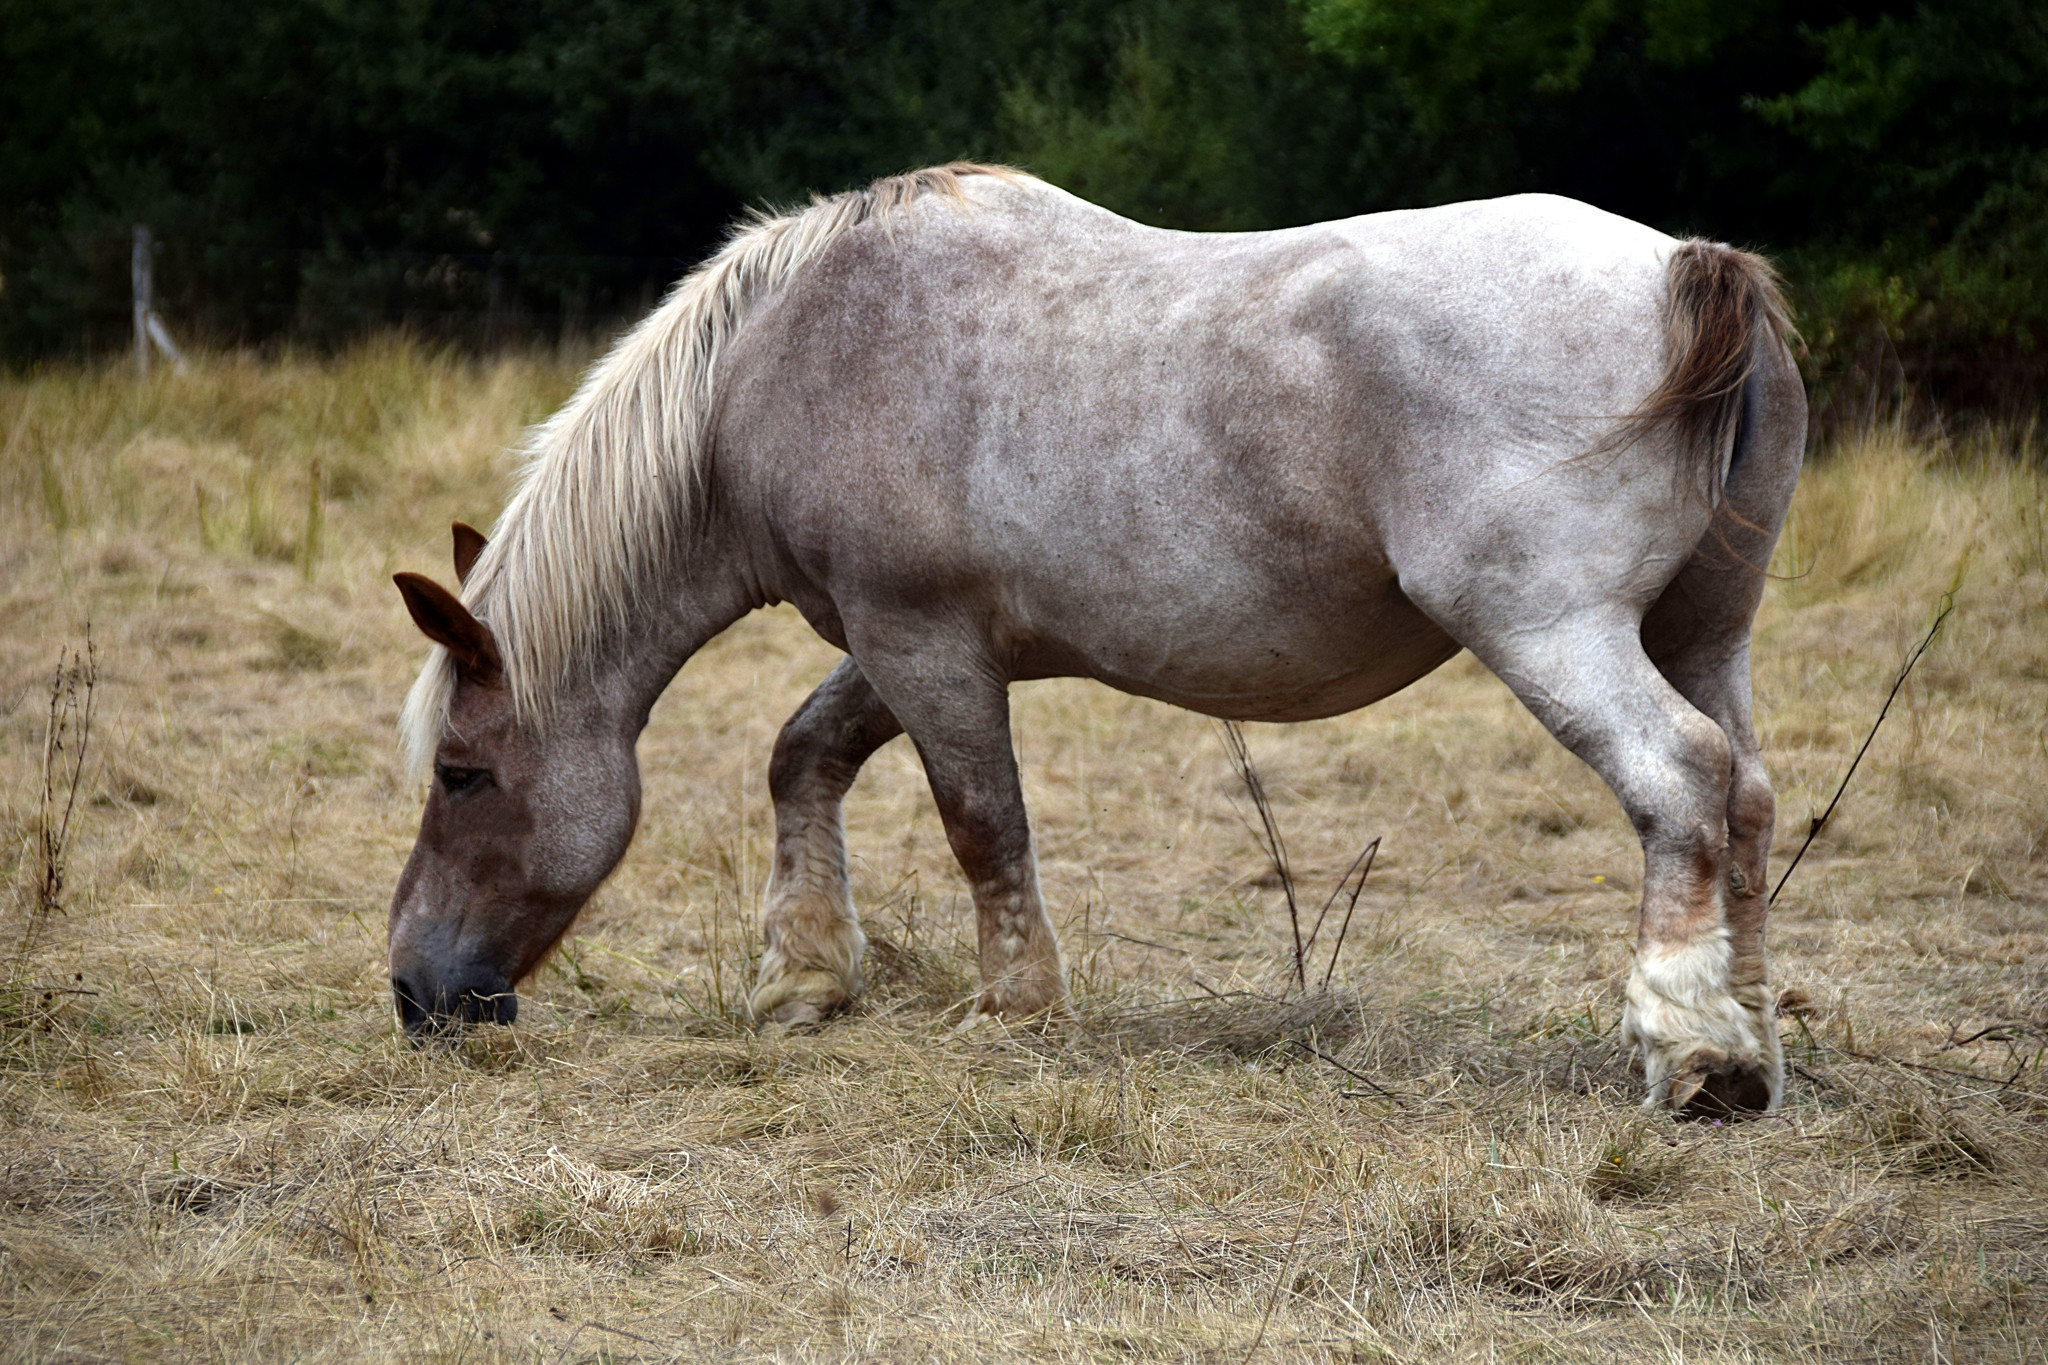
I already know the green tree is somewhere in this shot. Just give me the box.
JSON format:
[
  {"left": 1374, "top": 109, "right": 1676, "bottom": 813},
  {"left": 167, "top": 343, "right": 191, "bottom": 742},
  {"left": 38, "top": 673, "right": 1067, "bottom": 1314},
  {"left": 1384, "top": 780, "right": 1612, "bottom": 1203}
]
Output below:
[
  {"left": 1756, "top": 1, "right": 2048, "bottom": 408},
  {"left": 4, "top": 0, "right": 2042, "bottom": 421},
  {"left": 997, "top": 0, "right": 1416, "bottom": 231}
]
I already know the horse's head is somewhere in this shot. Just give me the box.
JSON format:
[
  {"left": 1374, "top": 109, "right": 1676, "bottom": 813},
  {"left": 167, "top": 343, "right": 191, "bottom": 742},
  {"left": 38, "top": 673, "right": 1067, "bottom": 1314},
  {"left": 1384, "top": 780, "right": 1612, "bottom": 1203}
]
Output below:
[{"left": 386, "top": 525, "right": 641, "bottom": 1038}]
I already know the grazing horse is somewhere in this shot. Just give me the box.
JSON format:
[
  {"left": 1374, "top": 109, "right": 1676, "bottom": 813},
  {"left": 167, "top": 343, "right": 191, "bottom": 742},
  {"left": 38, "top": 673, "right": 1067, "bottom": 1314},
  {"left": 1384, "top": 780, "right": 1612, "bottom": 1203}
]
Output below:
[{"left": 387, "top": 164, "right": 1804, "bottom": 1116}]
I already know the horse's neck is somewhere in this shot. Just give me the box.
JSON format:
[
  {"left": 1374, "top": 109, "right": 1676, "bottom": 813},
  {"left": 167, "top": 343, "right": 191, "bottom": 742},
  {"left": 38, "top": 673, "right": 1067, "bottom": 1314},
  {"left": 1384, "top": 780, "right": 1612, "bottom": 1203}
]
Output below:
[{"left": 608, "top": 530, "right": 764, "bottom": 732}]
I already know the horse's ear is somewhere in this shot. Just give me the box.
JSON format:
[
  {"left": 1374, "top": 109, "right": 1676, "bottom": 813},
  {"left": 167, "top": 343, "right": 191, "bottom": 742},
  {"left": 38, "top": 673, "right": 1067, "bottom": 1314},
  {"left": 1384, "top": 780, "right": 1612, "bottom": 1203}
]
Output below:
[
  {"left": 394, "top": 572, "right": 503, "bottom": 682},
  {"left": 451, "top": 521, "right": 487, "bottom": 586}
]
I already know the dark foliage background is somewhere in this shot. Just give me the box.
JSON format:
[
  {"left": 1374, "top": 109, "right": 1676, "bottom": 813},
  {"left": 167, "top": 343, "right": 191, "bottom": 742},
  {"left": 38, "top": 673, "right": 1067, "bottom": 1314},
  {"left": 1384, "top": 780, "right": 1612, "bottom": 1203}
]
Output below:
[{"left": 3, "top": 0, "right": 2043, "bottom": 421}]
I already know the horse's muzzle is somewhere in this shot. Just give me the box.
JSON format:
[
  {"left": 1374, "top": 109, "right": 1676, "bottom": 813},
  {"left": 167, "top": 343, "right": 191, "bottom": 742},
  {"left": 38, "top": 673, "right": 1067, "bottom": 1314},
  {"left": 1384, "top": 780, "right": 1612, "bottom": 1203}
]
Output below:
[{"left": 392, "top": 972, "right": 518, "bottom": 1039}]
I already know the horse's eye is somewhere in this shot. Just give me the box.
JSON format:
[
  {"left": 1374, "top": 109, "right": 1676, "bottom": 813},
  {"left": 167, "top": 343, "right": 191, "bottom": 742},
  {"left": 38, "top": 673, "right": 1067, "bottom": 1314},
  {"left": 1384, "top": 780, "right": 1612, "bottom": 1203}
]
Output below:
[{"left": 436, "top": 764, "right": 493, "bottom": 798}]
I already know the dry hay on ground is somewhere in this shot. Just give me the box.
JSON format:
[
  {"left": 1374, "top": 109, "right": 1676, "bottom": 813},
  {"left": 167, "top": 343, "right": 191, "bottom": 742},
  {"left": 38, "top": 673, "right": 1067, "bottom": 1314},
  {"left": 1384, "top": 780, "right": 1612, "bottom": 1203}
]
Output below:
[{"left": 2, "top": 348, "right": 2045, "bottom": 1363}]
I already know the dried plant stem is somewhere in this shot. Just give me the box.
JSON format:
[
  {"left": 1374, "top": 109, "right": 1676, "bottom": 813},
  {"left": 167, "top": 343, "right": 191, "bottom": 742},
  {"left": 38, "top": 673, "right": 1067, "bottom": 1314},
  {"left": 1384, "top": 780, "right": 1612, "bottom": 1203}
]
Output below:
[
  {"left": 549, "top": 1319, "right": 663, "bottom": 1365},
  {"left": 1219, "top": 721, "right": 1304, "bottom": 990},
  {"left": 1769, "top": 584, "right": 1957, "bottom": 905},
  {"left": 1312, "top": 837, "right": 1379, "bottom": 993},
  {"left": 1293, "top": 1040, "right": 1406, "bottom": 1107},
  {"left": 1241, "top": 1190, "right": 1314, "bottom": 1363},
  {"left": 1218, "top": 723, "right": 1383, "bottom": 995},
  {"left": 19, "top": 633, "right": 97, "bottom": 976}
]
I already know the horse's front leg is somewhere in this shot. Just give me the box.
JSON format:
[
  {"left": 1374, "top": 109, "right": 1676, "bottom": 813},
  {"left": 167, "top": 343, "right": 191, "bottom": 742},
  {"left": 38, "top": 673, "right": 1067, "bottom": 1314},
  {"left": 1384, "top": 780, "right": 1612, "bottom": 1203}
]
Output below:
[
  {"left": 848, "top": 639, "right": 1068, "bottom": 1024},
  {"left": 748, "top": 658, "right": 903, "bottom": 1025}
]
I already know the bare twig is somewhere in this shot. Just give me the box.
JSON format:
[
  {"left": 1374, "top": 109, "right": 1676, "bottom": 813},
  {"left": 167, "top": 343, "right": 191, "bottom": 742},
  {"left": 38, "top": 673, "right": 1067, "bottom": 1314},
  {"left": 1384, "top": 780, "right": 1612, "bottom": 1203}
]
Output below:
[
  {"left": 1096, "top": 929, "right": 1191, "bottom": 957},
  {"left": 1937, "top": 1024, "right": 2032, "bottom": 1052},
  {"left": 549, "top": 1319, "right": 664, "bottom": 1365},
  {"left": 1218, "top": 724, "right": 1385, "bottom": 995},
  {"left": 1824, "top": 1043, "right": 2017, "bottom": 1083},
  {"left": 1789, "top": 1061, "right": 1836, "bottom": 1090},
  {"left": 1139, "top": 1172, "right": 1206, "bottom": 1273},
  {"left": 1770, "top": 585, "right": 1956, "bottom": 906},
  {"left": 1314, "top": 837, "right": 1379, "bottom": 993},
  {"left": 1291, "top": 1040, "right": 1407, "bottom": 1107}
]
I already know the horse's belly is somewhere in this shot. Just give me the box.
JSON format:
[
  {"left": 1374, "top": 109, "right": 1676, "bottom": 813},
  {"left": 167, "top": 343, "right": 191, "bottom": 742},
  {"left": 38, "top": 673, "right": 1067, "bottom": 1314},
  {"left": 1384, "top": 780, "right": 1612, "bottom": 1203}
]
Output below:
[{"left": 1013, "top": 579, "right": 1461, "bottom": 722}]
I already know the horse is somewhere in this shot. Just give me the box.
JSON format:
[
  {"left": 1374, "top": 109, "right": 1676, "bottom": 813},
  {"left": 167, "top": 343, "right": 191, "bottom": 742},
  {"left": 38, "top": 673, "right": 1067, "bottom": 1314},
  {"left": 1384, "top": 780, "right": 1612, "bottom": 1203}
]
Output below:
[{"left": 386, "top": 163, "right": 1805, "bottom": 1117}]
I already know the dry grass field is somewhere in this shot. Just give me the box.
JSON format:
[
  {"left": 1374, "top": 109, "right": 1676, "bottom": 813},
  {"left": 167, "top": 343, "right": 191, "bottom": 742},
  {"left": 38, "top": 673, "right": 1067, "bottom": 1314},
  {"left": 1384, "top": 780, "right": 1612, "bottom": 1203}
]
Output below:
[{"left": 3, "top": 344, "right": 2046, "bottom": 1363}]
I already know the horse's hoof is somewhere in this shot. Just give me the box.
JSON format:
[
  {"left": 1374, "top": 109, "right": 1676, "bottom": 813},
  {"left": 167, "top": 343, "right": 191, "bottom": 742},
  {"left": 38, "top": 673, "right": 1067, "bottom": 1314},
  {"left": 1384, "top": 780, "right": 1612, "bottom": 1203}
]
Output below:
[
  {"left": 746, "top": 968, "right": 853, "bottom": 1027},
  {"left": 764, "top": 999, "right": 829, "bottom": 1028},
  {"left": 1666, "top": 1050, "right": 1774, "bottom": 1121},
  {"left": 962, "top": 967, "right": 1070, "bottom": 1023}
]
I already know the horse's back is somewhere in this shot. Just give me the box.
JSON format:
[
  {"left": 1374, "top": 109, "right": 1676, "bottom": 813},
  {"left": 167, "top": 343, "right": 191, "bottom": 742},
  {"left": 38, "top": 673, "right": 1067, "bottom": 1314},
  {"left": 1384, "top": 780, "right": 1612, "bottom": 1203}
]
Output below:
[{"left": 746, "top": 179, "right": 1679, "bottom": 501}]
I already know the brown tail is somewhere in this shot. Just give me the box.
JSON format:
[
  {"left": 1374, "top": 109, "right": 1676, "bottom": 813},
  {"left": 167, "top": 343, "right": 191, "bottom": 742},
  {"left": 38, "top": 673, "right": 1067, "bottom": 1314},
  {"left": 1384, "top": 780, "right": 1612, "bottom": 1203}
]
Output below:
[{"left": 1607, "top": 241, "right": 1794, "bottom": 500}]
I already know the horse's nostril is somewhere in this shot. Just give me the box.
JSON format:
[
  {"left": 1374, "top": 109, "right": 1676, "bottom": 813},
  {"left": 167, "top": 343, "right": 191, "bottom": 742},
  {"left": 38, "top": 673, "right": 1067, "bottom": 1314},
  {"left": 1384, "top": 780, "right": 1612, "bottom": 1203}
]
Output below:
[
  {"left": 392, "top": 971, "right": 515, "bottom": 1038},
  {"left": 391, "top": 977, "right": 433, "bottom": 1036}
]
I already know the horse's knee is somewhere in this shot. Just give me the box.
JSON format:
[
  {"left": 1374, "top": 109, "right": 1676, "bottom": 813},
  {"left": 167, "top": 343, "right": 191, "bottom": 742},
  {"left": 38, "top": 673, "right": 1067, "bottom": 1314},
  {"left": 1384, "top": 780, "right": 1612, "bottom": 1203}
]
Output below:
[
  {"left": 931, "top": 784, "right": 1031, "bottom": 885},
  {"left": 768, "top": 708, "right": 845, "bottom": 805},
  {"left": 768, "top": 663, "right": 898, "bottom": 807},
  {"left": 1727, "top": 759, "right": 1774, "bottom": 852},
  {"left": 1616, "top": 709, "right": 1732, "bottom": 839},
  {"left": 1672, "top": 710, "right": 1735, "bottom": 811}
]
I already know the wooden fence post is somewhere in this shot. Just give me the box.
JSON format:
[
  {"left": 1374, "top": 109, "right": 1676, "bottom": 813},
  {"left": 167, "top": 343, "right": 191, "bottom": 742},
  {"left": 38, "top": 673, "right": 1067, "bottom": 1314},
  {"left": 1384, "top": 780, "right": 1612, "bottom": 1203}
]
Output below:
[
  {"left": 132, "top": 224, "right": 152, "bottom": 380},
  {"left": 129, "top": 224, "right": 188, "bottom": 376}
]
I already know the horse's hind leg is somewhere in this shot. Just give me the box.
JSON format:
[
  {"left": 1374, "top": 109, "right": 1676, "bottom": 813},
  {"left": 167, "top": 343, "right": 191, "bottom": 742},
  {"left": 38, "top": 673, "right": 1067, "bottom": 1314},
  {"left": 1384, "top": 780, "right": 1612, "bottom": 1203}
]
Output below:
[
  {"left": 1413, "top": 590, "right": 1776, "bottom": 1115},
  {"left": 1642, "top": 601, "right": 1782, "bottom": 1115},
  {"left": 748, "top": 657, "right": 904, "bottom": 1025},
  {"left": 1635, "top": 357, "right": 1803, "bottom": 1111}
]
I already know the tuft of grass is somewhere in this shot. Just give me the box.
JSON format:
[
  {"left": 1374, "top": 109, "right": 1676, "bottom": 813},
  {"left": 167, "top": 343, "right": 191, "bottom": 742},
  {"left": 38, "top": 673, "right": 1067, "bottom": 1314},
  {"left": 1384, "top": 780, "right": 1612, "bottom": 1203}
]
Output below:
[
  {"left": 299, "top": 460, "right": 326, "bottom": 582},
  {"left": 1852, "top": 1082, "right": 2001, "bottom": 1178},
  {"left": 264, "top": 618, "right": 336, "bottom": 673},
  {"left": 1584, "top": 1119, "right": 1688, "bottom": 1203}
]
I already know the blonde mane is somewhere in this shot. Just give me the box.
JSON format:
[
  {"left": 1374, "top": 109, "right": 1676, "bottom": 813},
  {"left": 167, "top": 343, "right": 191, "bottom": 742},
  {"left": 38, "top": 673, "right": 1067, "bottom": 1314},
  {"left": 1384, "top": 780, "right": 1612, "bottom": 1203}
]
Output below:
[{"left": 400, "top": 163, "right": 1028, "bottom": 772}]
